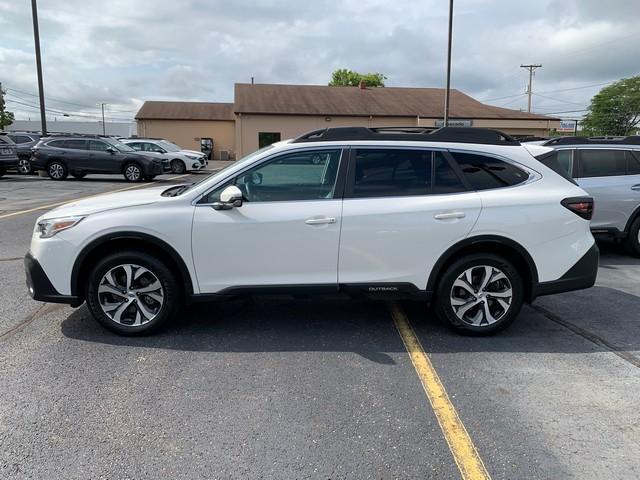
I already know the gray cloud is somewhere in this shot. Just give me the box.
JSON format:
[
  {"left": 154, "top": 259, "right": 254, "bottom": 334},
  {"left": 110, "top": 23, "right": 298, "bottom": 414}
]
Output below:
[{"left": 1, "top": 0, "right": 638, "bottom": 122}]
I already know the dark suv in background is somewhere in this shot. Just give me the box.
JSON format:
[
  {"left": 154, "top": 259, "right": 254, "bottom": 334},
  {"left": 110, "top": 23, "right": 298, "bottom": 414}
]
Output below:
[
  {"left": 0, "top": 133, "right": 19, "bottom": 178},
  {"left": 6, "top": 132, "right": 41, "bottom": 174},
  {"left": 31, "top": 135, "right": 170, "bottom": 182}
]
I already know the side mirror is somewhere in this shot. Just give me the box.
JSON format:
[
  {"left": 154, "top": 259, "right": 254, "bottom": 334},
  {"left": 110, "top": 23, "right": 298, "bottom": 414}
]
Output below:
[
  {"left": 212, "top": 185, "right": 243, "bottom": 210},
  {"left": 107, "top": 147, "right": 117, "bottom": 154}
]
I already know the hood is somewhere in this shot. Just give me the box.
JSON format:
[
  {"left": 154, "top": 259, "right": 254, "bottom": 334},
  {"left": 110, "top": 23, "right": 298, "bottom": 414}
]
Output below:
[
  {"left": 181, "top": 149, "right": 205, "bottom": 157},
  {"left": 40, "top": 185, "right": 169, "bottom": 219}
]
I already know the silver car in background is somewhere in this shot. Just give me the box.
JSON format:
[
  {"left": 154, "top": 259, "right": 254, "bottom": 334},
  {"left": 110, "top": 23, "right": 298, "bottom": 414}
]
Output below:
[
  {"left": 121, "top": 138, "right": 207, "bottom": 174},
  {"left": 536, "top": 136, "right": 640, "bottom": 256}
]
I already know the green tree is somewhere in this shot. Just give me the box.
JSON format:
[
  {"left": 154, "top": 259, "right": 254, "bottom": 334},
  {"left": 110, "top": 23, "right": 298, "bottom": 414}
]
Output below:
[
  {"left": 0, "top": 86, "right": 15, "bottom": 131},
  {"left": 581, "top": 76, "right": 640, "bottom": 136},
  {"left": 329, "top": 69, "right": 386, "bottom": 87}
]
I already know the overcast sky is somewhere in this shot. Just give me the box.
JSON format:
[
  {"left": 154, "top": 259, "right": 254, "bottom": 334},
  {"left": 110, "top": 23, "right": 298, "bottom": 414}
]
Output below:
[{"left": 1, "top": 0, "right": 638, "bottom": 123}]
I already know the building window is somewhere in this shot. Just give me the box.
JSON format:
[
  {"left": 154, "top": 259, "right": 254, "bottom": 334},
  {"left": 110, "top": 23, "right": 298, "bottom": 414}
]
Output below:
[{"left": 258, "top": 132, "right": 281, "bottom": 149}]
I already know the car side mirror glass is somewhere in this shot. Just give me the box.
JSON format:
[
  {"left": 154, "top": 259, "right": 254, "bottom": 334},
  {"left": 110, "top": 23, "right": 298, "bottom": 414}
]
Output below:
[
  {"left": 107, "top": 147, "right": 117, "bottom": 154},
  {"left": 213, "top": 185, "right": 243, "bottom": 210}
]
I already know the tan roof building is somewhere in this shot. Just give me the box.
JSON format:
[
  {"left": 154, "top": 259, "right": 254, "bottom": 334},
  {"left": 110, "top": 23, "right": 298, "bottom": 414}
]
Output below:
[{"left": 136, "top": 84, "right": 559, "bottom": 159}]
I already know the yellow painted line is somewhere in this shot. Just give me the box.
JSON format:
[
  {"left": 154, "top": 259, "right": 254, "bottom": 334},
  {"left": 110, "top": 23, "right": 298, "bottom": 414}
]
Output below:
[
  {"left": 0, "top": 173, "right": 191, "bottom": 220},
  {"left": 388, "top": 302, "right": 491, "bottom": 480}
]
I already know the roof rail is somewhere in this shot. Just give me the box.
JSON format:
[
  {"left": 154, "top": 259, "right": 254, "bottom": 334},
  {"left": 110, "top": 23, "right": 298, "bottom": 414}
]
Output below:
[
  {"left": 291, "top": 126, "right": 520, "bottom": 145},
  {"left": 44, "top": 132, "right": 113, "bottom": 139},
  {"left": 544, "top": 135, "right": 640, "bottom": 146}
]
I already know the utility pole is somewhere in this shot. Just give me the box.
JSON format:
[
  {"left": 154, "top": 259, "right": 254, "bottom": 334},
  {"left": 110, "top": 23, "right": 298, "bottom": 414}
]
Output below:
[
  {"left": 520, "top": 64, "right": 542, "bottom": 113},
  {"left": 31, "top": 0, "right": 47, "bottom": 135},
  {"left": 443, "top": 0, "right": 454, "bottom": 126},
  {"left": 100, "top": 103, "right": 106, "bottom": 135}
]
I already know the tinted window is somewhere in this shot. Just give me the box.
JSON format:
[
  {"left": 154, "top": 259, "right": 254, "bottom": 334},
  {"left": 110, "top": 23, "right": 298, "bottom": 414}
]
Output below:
[
  {"left": 128, "top": 142, "right": 142, "bottom": 151},
  {"left": 89, "top": 140, "right": 110, "bottom": 151},
  {"left": 353, "top": 149, "right": 432, "bottom": 198},
  {"left": 16, "top": 135, "right": 33, "bottom": 144},
  {"left": 451, "top": 152, "right": 529, "bottom": 190},
  {"left": 232, "top": 149, "right": 342, "bottom": 202},
  {"left": 433, "top": 152, "right": 466, "bottom": 193},
  {"left": 46, "top": 140, "right": 66, "bottom": 148},
  {"left": 63, "top": 140, "right": 87, "bottom": 150},
  {"left": 627, "top": 151, "right": 640, "bottom": 175},
  {"left": 577, "top": 149, "right": 626, "bottom": 178}
]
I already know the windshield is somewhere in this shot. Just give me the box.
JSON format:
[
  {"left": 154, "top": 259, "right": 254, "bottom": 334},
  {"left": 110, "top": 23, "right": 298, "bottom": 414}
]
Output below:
[
  {"left": 107, "top": 138, "right": 135, "bottom": 152},
  {"left": 177, "top": 145, "right": 275, "bottom": 195},
  {"left": 159, "top": 140, "right": 182, "bottom": 152}
]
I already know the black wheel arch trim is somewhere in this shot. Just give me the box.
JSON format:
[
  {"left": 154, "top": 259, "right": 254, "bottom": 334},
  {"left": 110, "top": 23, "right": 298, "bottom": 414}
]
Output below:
[
  {"left": 426, "top": 235, "right": 539, "bottom": 300},
  {"left": 70, "top": 232, "right": 195, "bottom": 299},
  {"left": 624, "top": 204, "right": 640, "bottom": 233}
]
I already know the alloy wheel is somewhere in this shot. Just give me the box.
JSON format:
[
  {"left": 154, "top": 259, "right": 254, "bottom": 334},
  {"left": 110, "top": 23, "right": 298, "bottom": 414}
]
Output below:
[
  {"left": 18, "top": 159, "right": 32, "bottom": 174},
  {"left": 449, "top": 265, "right": 513, "bottom": 326},
  {"left": 49, "top": 163, "right": 64, "bottom": 179},
  {"left": 97, "top": 264, "right": 164, "bottom": 326},
  {"left": 125, "top": 165, "right": 141, "bottom": 181}
]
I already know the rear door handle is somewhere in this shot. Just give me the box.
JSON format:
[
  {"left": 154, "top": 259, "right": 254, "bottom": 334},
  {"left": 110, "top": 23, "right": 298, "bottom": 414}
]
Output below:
[
  {"left": 434, "top": 211, "right": 466, "bottom": 220},
  {"left": 631, "top": 184, "right": 640, "bottom": 191},
  {"left": 305, "top": 217, "right": 337, "bottom": 225}
]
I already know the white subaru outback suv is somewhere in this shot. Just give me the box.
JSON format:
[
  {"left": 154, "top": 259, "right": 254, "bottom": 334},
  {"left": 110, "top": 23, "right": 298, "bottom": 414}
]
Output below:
[{"left": 25, "top": 127, "right": 599, "bottom": 336}]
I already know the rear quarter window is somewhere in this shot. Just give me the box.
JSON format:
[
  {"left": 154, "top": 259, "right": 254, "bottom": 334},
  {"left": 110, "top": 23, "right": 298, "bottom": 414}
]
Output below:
[
  {"left": 450, "top": 152, "right": 529, "bottom": 190},
  {"left": 577, "top": 149, "right": 626, "bottom": 178}
]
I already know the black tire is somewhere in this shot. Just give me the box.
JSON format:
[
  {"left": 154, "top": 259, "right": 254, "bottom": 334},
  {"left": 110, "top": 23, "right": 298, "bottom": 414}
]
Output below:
[
  {"left": 85, "top": 250, "right": 181, "bottom": 335},
  {"left": 17, "top": 157, "right": 33, "bottom": 174},
  {"left": 47, "top": 161, "right": 68, "bottom": 180},
  {"left": 123, "top": 162, "right": 143, "bottom": 182},
  {"left": 624, "top": 216, "right": 640, "bottom": 257},
  {"left": 433, "top": 253, "right": 524, "bottom": 336},
  {"left": 170, "top": 159, "right": 186, "bottom": 174},
  {"left": 0, "top": 167, "right": 5, "bottom": 178},
  {"left": 71, "top": 172, "right": 87, "bottom": 179}
]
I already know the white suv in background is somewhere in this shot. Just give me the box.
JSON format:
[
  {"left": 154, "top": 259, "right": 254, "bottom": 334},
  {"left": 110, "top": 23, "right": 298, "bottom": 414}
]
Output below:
[
  {"left": 121, "top": 138, "right": 207, "bottom": 173},
  {"left": 25, "top": 127, "right": 598, "bottom": 336}
]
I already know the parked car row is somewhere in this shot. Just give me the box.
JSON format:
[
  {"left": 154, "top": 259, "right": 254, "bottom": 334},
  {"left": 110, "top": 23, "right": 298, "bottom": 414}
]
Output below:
[{"left": 0, "top": 132, "right": 209, "bottom": 182}]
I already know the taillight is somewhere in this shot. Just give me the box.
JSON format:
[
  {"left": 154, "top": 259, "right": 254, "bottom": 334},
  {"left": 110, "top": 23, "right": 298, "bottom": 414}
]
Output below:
[{"left": 561, "top": 197, "right": 594, "bottom": 220}]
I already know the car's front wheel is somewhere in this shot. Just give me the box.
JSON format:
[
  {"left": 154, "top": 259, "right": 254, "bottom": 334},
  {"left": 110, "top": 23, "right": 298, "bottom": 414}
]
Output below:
[
  {"left": 85, "top": 251, "right": 180, "bottom": 335},
  {"left": 123, "top": 163, "right": 143, "bottom": 182},
  {"left": 47, "top": 161, "right": 68, "bottom": 180},
  {"left": 434, "top": 253, "right": 524, "bottom": 335},
  {"left": 170, "top": 159, "right": 186, "bottom": 174}
]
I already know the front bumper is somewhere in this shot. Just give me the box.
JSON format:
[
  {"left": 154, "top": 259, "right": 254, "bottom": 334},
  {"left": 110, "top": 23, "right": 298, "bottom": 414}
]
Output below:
[
  {"left": 532, "top": 242, "right": 599, "bottom": 298},
  {"left": 24, "top": 252, "right": 82, "bottom": 306}
]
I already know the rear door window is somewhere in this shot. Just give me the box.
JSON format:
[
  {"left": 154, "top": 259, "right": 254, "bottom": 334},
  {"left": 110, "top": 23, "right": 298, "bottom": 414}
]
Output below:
[
  {"left": 450, "top": 152, "right": 529, "bottom": 190},
  {"left": 63, "top": 140, "right": 88, "bottom": 150},
  {"left": 576, "top": 149, "right": 626, "bottom": 178},
  {"left": 89, "top": 140, "right": 110, "bottom": 151}
]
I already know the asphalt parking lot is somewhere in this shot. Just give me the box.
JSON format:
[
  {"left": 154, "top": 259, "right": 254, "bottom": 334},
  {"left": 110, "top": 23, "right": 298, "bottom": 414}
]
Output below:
[{"left": 1, "top": 172, "right": 639, "bottom": 479}]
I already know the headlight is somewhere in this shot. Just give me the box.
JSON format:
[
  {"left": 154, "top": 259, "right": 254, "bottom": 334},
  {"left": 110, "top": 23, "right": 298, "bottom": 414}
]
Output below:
[{"left": 37, "top": 216, "right": 85, "bottom": 238}]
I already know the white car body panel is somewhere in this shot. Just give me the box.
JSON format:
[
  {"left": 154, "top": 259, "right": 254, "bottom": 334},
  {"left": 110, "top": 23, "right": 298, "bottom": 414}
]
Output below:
[
  {"left": 338, "top": 192, "right": 481, "bottom": 287},
  {"left": 192, "top": 200, "right": 342, "bottom": 292}
]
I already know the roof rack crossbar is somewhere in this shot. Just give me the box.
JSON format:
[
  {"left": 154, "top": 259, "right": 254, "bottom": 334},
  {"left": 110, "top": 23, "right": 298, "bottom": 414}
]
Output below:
[{"left": 291, "top": 126, "right": 519, "bottom": 145}]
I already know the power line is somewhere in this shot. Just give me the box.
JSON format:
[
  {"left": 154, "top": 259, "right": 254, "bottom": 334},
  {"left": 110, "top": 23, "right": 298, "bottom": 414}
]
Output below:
[{"left": 531, "top": 92, "right": 588, "bottom": 107}]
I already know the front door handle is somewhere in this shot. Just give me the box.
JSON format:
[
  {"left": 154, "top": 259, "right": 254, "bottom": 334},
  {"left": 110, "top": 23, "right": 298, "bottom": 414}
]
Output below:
[
  {"left": 631, "top": 184, "right": 640, "bottom": 191},
  {"left": 434, "top": 211, "right": 466, "bottom": 220},
  {"left": 305, "top": 217, "right": 337, "bottom": 225}
]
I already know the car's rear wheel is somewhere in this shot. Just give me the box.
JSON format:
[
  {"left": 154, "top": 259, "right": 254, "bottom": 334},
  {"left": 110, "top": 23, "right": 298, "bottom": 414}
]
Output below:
[
  {"left": 85, "top": 251, "right": 180, "bottom": 335},
  {"left": 123, "top": 163, "right": 142, "bottom": 182},
  {"left": 624, "top": 216, "right": 640, "bottom": 257},
  {"left": 17, "top": 158, "right": 33, "bottom": 174},
  {"left": 0, "top": 167, "right": 5, "bottom": 178},
  {"left": 47, "top": 161, "right": 68, "bottom": 180},
  {"left": 170, "top": 159, "right": 186, "bottom": 174},
  {"left": 434, "top": 253, "right": 524, "bottom": 335}
]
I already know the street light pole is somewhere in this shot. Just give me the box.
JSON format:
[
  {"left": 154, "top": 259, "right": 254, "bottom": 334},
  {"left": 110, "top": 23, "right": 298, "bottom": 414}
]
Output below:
[
  {"left": 443, "top": 0, "right": 454, "bottom": 127},
  {"left": 31, "top": 0, "right": 47, "bottom": 135},
  {"left": 100, "top": 103, "right": 106, "bottom": 135}
]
